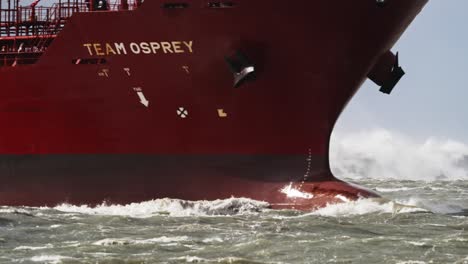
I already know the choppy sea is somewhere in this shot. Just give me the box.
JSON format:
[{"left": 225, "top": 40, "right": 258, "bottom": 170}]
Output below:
[
  {"left": 1, "top": 130, "right": 468, "bottom": 263},
  {"left": 1, "top": 179, "right": 467, "bottom": 264}
]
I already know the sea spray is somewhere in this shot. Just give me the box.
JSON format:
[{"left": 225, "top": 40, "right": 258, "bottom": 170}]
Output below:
[{"left": 331, "top": 129, "right": 468, "bottom": 181}]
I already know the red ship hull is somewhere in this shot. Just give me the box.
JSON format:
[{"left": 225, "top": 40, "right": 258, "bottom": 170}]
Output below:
[
  {"left": 0, "top": 0, "right": 428, "bottom": 210},
  {"left": 0, "top": 154, "right": 375, "bottom": 209}
]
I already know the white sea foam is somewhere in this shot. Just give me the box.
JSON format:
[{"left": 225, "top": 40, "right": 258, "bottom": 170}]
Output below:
[
  {"left": 54, "top": 198, "right": 269, "bottom": 218},
  {"left": 0, "top": 208, "right": 33, "bottom": 215},
  {"left": 308, "top": 198, "right": 427, "bottom": 217},
  {"left": 140, "top": 236, "right": 189, "bottom": 244},
  {"left": 170, "top": 256, "right": 256, "bottom": 263},
  {"left": 375, "top": 187, "right": 420, "bottom": 193},
  {"left": 202, "top": 237, "right": 223, "bottom": 243},
  {"left": 406, "top": 241, "right": 428, "bottom": 247},
  {"left": 61, "top": 241, "right": 81, "bottom": 248},
  {"left": 396, "top": 261, "right": 427, "bottom": 264},
  {"left": 171, "top": 256, "right": 208, "bottom": 263},
  {"left": 92, "top": 237, "right": 190, "bottom": 247},
  {"left": 30, "top": 255, "right": 73, "bottom": 263},
  {"left": 92, "top": 238, "right": 132, "bottom": 246},
  {"left": 14, "top": 244, "right": 53, "bottom": 251},
  {"left": 86, "top": 252, "right": 118, "bottom": 257},
  {"left": 0, "top": 208, "right": 14, "bottom": 214},
  {"left": 331, "top": 129, "right": 468, "bottom": 181}
]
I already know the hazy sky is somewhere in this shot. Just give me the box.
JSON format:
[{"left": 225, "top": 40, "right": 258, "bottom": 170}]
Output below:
[{"left": 335, "top": 1, "right": 468, "bottom": 142}]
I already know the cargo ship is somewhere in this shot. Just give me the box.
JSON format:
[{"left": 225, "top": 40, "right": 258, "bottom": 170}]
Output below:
[{"left": 0, "top": 0, "right": 428, "bottom": 210}]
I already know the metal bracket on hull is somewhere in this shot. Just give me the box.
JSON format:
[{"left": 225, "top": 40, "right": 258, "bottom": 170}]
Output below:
[
  {"left": 368, "top": 51, "right": 405, "bottom": 95},
  {"left": 225, "top": 51, "right": 256, "bottom": 88},
  {"left": 379, "top": 53, "right": 405, "bottom": 94}
]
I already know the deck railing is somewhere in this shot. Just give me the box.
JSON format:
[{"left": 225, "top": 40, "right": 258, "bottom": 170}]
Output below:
[
  {"left": 0, "top": 0, "right": 141, "bottom": 66},
  {"left": 1, "top": 0, "right": 140, "bottom": 36}
]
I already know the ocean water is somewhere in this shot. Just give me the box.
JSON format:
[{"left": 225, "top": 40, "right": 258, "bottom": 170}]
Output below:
[
  {"left": 1, "top": 130, "right": 468, "bottom": 264},
  {"left": 0, "top": 179, "right": 467, "bottom": 264}
]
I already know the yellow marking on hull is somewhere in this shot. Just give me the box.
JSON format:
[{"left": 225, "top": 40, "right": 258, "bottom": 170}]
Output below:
[{"left": 218, "top": 109, "right": 228, "bottom": 118}]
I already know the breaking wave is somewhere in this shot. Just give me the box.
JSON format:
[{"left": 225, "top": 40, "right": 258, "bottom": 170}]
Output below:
[
  {"left": 53, "top": 197, "right": 270, "bottom": 218},
  {"left": 331, "top": 129, "right": 468, "bottom": 181},
  {"left": 51, "top": 197, "right": 437, "bottom": 219}
]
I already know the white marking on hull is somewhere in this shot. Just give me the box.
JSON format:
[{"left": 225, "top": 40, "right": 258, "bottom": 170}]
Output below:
[
  {"left": 124, "top": 68, "right": 131, "bottom": 76},
  {"left": 177, "top": 107, "right": 189, "bottom": 118},
  {"left": 137, "top": 92, "right": 149, "bottom": 107},
  {"left": 133, "top": 87, "right": 149, "bottom": 107},
  {"left": 98, "top": 69, "right": 110, "bottom": 77}
]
